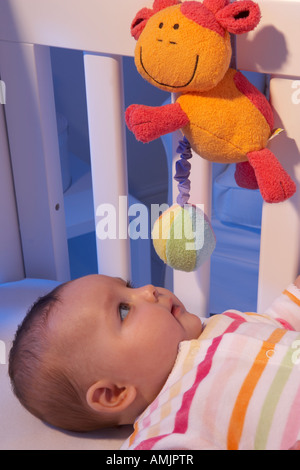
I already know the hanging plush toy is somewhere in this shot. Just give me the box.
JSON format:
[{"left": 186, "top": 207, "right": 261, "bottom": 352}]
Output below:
[
  {"left": 126, "top": 0, "right": 296, "bottom": 271},
  {"left": 152, "top": 137, "right": 216, "bottom": 272}
]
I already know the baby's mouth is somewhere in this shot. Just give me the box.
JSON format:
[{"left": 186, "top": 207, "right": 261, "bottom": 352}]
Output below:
[{"left": 171, "top": 304, "right": 182, "bottom": 319}]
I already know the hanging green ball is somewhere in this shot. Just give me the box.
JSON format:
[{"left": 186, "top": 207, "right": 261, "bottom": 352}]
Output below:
[{"left": 152, "top": 203, "right": 216, "bottom": 272}]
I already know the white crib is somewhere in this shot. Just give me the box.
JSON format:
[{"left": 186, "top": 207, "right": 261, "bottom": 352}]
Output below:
[{"left": 0, "top": 0, "right": 300, "bottom": 450}]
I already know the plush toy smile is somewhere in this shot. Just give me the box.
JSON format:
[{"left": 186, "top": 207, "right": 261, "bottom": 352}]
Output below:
[{"left": 139, "top": 47, "right": 199, "bottom": 89}]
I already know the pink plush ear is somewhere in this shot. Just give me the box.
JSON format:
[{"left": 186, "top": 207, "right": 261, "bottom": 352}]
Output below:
[
  {"left": 215, "top": 0, "right": 261, "bottom": 34},
  {"left": 153, "top": 0, "right": 181, "bottom": 11},
  {"left": 131, "top": 0, "right": 181, "bottom": 40},
  {"left": 181, "top": 1, "right": 226, "bottom": 37},
  {"left": 203, "top": 0, "right": 230, "bottom": 15},
  {"left": 131, "top": 8, "right": 155, "bottom": 40}
]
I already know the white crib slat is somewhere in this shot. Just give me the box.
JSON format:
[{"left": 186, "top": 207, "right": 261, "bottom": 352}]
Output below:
[
  {"left": 257, "top": 77, "right": 300, "bottom": 312},
  {"left": 0, "top": 105, "right": 24, "bottom": 283},
  {"left": 0, "top": 42, "right": 70, "bottom": 282},
  {"left": 84, "top": 53, "right": 131, "bottom": 281}
]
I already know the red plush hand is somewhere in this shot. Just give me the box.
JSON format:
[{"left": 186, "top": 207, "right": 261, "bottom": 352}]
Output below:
[
  {"left": 125, "top": 103, "right": 189, "bottom": 143},
  {"left": 126, "top": 104, "right": 156, "bottom": 142}
]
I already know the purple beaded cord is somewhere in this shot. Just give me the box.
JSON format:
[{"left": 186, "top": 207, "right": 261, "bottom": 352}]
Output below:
[{"left": 174, "top": 136, "right": 192, "bottom": 207}]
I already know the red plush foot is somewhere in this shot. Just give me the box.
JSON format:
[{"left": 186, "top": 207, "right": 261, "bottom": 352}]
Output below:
[
  {"left": 125, "top": 102, "right": 189, "bottom": 143},
  {"left": 235, "top": 161, "right": 259, "bottom": 189},
  {"left": 247, "top": 149, "right": 296, "bottom": 203}
]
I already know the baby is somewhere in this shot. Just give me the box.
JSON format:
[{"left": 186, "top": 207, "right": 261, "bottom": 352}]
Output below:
[
  {"left": 8, "top": 274, "right": 202, "bottom": 432},
  {"left": 8, "top": 274, "right": 300, "bottom": 450}
]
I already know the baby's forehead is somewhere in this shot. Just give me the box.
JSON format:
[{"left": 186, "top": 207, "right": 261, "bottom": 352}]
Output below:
[
  {"left": 48, "top": 275, "right": 125, "bottom": 349},
  {"left": 47, "top": 280, "right": 99, "bottom": 347},
  {"left": 60, "top": 275, "right": 107, "bottom": 300},
  {"left": 66, "top": 274, "right": 122, "bottom": 291},
  {"left": 55, "top": 274, "right": 122, "bottom": 319},
  {"left": 53, "top": 275, "right": 127, "bottom": 333}
]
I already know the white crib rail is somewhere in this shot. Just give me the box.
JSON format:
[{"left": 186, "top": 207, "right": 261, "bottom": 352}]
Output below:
[
  {"left": 84, "top": 53, "right": 131, "bottom": 281},
  {"left": 0, "top": 42, "right": 70, "bottom": 282},
  {"left": 0, "top": 0, "right": 144, "bottom": 57},
  {"left": 0, "top": 103, "right": 24, "bottom": 283},
  {"left": 256, "top": 79, "right": 300, "bottom": 312},
  {"left": 237, "top": 0, "right": 300, "bottom": 311}
]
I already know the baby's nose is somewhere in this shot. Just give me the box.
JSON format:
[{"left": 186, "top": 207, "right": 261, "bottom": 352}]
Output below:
[{"left": 139, "top": 284, "right": 159, "bottom": 302}]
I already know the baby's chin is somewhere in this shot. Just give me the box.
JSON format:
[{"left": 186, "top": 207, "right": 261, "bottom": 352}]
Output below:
[{"left": 183, "top": 311, "right": 204, "bottom": 341}]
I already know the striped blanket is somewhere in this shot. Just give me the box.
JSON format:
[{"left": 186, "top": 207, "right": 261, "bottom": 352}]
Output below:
[{"left": 121, "top": 284, "right": 300, "bottom": 450}]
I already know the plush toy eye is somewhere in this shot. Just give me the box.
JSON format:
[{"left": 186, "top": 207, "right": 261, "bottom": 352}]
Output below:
[
  {"left": 159, "top": 22, "right": 164, "bottom": 28},
  {"left": 173, "top": 23, "right": 179, "bottom": 29}
]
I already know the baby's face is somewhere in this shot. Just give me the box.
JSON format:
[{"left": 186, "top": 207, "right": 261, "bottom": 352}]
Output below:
[{"left": 50, "top": 275, "right": 203, "bottom": 405}]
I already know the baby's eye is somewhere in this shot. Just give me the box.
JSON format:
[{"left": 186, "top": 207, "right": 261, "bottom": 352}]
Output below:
[{"left": 119, "top": 303, "right": 130, "bottom": 321}]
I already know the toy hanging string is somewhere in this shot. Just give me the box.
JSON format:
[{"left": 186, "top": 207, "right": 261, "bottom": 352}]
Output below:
[{"left": 174, "top": 136, "right": 193, "bottom": 207}]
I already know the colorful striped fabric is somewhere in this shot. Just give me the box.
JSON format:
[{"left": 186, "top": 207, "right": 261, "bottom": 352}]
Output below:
[{"left": 121, "top": 284, "right": 300, "bottom": 450}]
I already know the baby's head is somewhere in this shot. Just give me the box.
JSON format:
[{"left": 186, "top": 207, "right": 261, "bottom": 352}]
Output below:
[{"left": 9, "top": 275, "right": 203, "bottom": 432}]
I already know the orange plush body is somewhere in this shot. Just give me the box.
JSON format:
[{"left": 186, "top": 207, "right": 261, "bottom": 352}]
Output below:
[
  {"left": 177, "top": 68, "right": 271, "bottom": 163},
  {"left": 126, "top": 0, "right": 296, "bottom": 203}
]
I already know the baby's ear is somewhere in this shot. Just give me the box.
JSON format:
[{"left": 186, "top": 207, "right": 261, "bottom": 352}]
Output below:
[
  {"left": 216, "top": 0, "right": 261, "bottom": 34},
  {"left": 86, "top": 380, "right": 137, "bottom": 414}
]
